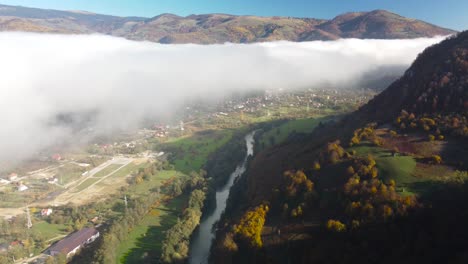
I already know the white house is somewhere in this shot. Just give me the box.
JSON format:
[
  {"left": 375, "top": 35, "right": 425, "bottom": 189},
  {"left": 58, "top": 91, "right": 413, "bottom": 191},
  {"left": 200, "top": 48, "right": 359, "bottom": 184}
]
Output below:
[
  {"left": 41, "top": 208, "right": 53, "bottom": 217},
  {"left": 17, "top": 185, "right": 29, "bottom": 192}
]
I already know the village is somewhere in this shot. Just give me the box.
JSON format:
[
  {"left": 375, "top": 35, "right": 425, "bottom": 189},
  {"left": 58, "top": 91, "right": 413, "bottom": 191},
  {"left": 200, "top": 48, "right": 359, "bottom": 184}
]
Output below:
[{"left": 0, "top": 87, "right": 375, "bottom": 263}]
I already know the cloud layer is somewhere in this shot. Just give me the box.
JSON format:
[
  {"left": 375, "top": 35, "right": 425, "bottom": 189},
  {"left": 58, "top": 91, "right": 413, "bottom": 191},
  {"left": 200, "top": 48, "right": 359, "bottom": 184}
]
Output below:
[{"left": 0, "top": 32, "right": 446, "bottom": 168}]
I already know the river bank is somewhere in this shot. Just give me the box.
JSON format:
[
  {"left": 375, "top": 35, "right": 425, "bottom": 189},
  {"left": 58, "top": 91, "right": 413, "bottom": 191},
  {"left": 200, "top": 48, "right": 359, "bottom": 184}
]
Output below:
[{"left": 189, "top": 131, "right": 256, "bottom": 264}]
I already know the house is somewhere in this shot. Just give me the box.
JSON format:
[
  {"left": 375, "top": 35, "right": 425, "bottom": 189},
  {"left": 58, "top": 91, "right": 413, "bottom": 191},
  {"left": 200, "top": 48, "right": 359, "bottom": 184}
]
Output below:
[
  {"left": 0, "top": 179, "right": 10, "bottom": 184},
  {"left": 47, "top": 178, "right": 58, "bottom": 184},
  {"left": 7, "top": 173, "right": 18, "bottom": 181},
  {"left": 41, "top": 208, "right": 53, "bottom": 217},
  {"left": 52, "top": 154, "right": 62, "bottom": 161},
  {"left": 9, "top": 240, "right": 23, "bottom": 249},
  {"left": 47, "top": 228, "right": 100, "bottom": 258},
  {"left": 17, "top": 184, "right": 28, "bottom": 192},
  {"left": 90, "top": 216, "right": 99, "bottom": 224}
]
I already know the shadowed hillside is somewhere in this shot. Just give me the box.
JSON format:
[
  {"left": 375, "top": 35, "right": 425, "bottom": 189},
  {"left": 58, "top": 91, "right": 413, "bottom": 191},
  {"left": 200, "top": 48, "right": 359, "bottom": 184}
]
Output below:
[{"left": 359, "top": 31, "right": 468, "bottom": 122}]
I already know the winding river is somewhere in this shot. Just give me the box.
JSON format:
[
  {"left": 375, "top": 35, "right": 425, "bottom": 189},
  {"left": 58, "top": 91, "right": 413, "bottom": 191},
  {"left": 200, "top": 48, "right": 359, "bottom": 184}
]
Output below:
[{"left": 189, "top": 131, "right": 256, "bottom": 264}]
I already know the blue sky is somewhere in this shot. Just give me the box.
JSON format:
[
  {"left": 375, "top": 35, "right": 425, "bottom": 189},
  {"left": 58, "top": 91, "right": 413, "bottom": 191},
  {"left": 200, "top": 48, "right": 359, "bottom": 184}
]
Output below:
[{"left": 1, "top": 0, "right": 466, "bottom": 30}]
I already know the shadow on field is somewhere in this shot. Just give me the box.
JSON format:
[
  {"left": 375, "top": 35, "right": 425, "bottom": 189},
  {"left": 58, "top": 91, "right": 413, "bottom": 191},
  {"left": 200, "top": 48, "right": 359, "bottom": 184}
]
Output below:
[{"left": 120, "top": 201, "right": 181, "bottom": 264}]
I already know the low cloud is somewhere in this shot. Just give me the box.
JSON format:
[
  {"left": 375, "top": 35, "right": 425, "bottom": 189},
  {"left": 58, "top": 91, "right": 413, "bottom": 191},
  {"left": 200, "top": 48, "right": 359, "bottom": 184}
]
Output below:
[{"left": 0, "top": 32, "right": 446, "bottom": 168}]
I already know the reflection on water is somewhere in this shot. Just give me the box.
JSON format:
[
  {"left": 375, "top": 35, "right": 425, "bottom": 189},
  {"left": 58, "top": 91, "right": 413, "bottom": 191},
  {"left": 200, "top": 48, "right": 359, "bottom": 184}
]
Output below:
[{"left": 189, "top": 131, "right": 256, "bottom": 264}]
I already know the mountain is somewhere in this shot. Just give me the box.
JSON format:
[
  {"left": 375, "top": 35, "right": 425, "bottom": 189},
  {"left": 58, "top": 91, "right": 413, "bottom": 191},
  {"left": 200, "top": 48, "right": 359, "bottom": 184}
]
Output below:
[
  {"left": 211, "top": 31, "right": 468, "bottom": 264},
  {"left": 359, "top": 31, "right": 468, "bottom": 121},
  {"left": 315, "top": 10, "right": 453, "bottom": 39},
  {"left": 0, "top": 4, "right": 456, "bottom": 43}
]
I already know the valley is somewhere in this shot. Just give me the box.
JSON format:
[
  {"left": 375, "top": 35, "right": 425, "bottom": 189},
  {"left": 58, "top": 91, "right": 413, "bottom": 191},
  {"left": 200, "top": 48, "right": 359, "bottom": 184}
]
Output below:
[
  {"left": 0, "top": 2, "right": 465, "bottom": 264},
  {"left": 0, "top": 87, "right": 368, "bottom": 263},
  {"left": 210, "top": 31, "right": 468, "bottom": 264}
]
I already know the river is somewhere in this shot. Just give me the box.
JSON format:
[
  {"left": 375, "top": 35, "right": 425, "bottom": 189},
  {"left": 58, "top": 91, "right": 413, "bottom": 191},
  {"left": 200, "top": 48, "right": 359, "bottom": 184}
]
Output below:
[{"left": 189, "top": 131, "right": 256, "bottom": 264}]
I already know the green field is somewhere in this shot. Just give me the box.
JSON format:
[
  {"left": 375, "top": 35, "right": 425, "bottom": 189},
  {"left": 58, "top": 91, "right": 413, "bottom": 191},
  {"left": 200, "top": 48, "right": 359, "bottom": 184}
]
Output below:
[
  {"left": 259, "top": 117, "right": 327, "bottom": 149},
  {"left": 116, "top": 195, "right": 187, "bottom": 264},
  {"left": 348, "top": 143, "right": 455, "bottom": 195},
  {"left": 351, "top": 145, "right": 416, "bottom": 180},
  {"left": 129, "top": 170, "right": 185, "bottom": 196},
  {"left": 70, "top": 162, "right": 150, "bottom": 192},
  {"left": 114, "top": 169, "right": 187, "bottom": 263},
  {"left": 31, "top": 221, "right": 68, "bottom": 243},
  {"left": 94, "top": 164, "right": 123, "bottom": 178},
  {"left": 164, "top": 130, "right": 234, "bottom": 173},
  {"left": 100, "top": 162, "right": 149, "bottom": 182},
  {"left": 56, "top": 164, "right": 85, "bottom": 184},
  {"left": 0, "top": 191, "right": 29, "bottom": 208},
  {"left": 70, "top": 177, "right": 101, "bottom": 193}
]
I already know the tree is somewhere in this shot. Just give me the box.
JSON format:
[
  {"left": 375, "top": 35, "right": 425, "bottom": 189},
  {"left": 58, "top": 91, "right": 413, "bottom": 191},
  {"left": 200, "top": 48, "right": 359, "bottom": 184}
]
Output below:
[
  {"left": 55, "top": 253, "right": 67, "bottom": 264},
  {"left": 346, "top": 166, "right": 355, "bottom": 175},
  {"left": 382, "top": 205, "right": 393, "bottom": 219},
  {"left": 392, "top": 147, "right": 399, "bottom": 157},
  {"left": 73, "top": 218, "right": 86, "bottom": 231},
  {"left": 234, "top": 204, "right": 269, "bottom": 248},
  {"left": 45, "top": 257, "right": 55, "bottom": 264},
  {"left": 221, "top": 232, "right": 238, "bottom": 253},
  {"left": 326, "top": 219, "right": 346, "bottom": 232},
  {"left": 431, "top": 155, "right": 442, "bottom": 164},
  {"left": 313, "top": 161, "right": 321, "bottom": 171}
]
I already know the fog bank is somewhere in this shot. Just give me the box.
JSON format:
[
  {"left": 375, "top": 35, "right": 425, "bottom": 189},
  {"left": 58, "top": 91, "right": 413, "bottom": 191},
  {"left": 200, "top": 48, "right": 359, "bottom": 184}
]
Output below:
[{"left": 0, "top": 32, "right": 446, "bottom": 167}]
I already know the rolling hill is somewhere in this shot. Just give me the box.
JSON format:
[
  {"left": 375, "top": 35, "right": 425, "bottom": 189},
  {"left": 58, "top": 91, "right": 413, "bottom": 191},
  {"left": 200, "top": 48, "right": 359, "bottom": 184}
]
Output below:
[{"left": 0, "top": 4, "right": 456, "bottom": 43}]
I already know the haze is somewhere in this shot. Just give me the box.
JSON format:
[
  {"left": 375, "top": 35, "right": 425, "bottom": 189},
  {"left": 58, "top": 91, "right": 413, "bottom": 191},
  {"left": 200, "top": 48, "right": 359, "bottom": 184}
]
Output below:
[{"left": 0, "top": 32, "right": 446, "bottom": 168}]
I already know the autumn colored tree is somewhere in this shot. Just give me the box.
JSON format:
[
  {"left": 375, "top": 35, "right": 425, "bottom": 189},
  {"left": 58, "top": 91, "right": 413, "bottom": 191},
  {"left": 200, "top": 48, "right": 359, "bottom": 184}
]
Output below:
[
  {"left": 326, "top": 219, "right": 346, "bottom": 232},
  {"left": 234, "top": 204, "right": 269, "bottom": 248},
  {"left": 431, "top": 155, "right": 442, "bottom": 164},
  {"left": 313, "top": 161, "right": 321, "bottom": 171}
]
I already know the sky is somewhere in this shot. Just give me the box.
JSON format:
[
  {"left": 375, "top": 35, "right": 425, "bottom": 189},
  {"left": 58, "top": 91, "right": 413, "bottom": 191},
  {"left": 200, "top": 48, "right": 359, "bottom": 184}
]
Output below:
[{"left": 0, "top": 0, "right": 467, "bottom": 31}]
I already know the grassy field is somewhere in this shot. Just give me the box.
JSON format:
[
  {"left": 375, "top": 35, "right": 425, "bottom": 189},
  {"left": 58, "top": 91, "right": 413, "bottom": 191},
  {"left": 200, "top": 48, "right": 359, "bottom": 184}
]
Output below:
[
  {"left": 94, "top": 164, "right": 123, "bottom": 178},
  {"left": 164, "top": 129, "right": 234, "bottom": 173},
  {"left": 348, "top": 143, "right": 456, "bottom": 196},
  {"left": 351, "top": 145, "right": 416, "bottom": 180},
  {"left": 259, "top": 117, "right": 327, "bottom": 149},
  {"left": 129, "top": 170, "right": 185, "bottom": 197},
  {"left": 56, "top": 164, "right": 85, "bottom": 184},
  {"left": 70, "top": 177, "right": 101, "bottom": 193},
  {"left": 103, "top": 162, "right": 149, "bottom": 181},
  {"left": 114, "top": 169, "right": 187, "bottom": 263},
  {"left": 31, "top": 221, "right": 67, "bottom": 241},
  {"left": 116, "top": 195, "right": 187, "bottom": 264},
  {"left": 71, "top": 162, "right": 149, "bottom": 192}
]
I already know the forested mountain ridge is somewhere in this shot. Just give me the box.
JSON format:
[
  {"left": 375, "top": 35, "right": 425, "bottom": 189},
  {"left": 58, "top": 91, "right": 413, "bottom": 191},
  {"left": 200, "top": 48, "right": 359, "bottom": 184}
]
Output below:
[
  {"left": 359, "top": 31, "right": 468, "bottom": 122},
  {"left": 211, "top": 31, "right": 468, "bottom": 264},
  {"left": 0, "top": 4, "right": 456, "bottom": 43}
]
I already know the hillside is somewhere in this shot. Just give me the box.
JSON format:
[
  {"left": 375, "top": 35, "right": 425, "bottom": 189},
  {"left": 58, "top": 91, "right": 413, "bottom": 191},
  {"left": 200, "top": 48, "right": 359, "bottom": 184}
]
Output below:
[
  {"left": 211, "top": 32, "right": 468, "bottom": 264},
  {"left": 359, "top": 31, "right": 468, "bottom": 121},
  {"left": 0, "top": 4, "right": 456, "bottom": 43}
]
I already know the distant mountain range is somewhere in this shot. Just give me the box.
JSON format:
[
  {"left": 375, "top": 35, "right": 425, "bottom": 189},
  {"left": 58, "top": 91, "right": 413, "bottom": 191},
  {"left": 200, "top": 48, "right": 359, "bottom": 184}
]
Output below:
[{"left": 0, "top": 4, "right": 456, "bottom": 44}]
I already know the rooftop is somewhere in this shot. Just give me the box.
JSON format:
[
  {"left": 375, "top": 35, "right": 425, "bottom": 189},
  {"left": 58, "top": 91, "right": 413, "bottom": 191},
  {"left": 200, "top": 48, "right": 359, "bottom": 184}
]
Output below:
[{"left": 48, "top": 227, "right": 98, "bottom": 255}]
